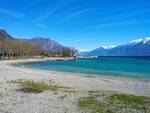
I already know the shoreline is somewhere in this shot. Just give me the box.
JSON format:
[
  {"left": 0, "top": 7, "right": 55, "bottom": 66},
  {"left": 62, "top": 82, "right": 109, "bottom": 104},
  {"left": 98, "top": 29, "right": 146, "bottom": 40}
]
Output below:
[
  {"left": 1, "top": 57, "right": 75, "bottom": 65},
  {"left": 0, "top": 58, "right": 150, "bottom": 96},
  {"left": 0, "top": 58, "right": 150, "bottom": 112},
  {"left": 15, "top": 58, "right": 150, "bottom": 81},
  {"left": 2, "top": 58, "right": 148, "bottom": 81},
  {"left": 19, "top": 63, "right": 150, "bottom": 82}
]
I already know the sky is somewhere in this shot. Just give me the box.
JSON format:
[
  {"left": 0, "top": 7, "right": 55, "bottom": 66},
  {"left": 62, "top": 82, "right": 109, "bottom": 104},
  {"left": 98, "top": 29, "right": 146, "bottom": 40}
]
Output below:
[{"left": 0, "top": 0, "right": 150, "bottom": 51}]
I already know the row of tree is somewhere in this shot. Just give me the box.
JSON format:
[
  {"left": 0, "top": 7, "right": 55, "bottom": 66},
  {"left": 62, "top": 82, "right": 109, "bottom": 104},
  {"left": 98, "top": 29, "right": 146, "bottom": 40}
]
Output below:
[
  {"left": 61, "top": 47, "right": 76, "bottom": 57},
  {"left": 0, "top": 39, "right": 76, "bottom": 59},
  {"left": 0, "top": 39, "right": 46, "bottom": 59}
]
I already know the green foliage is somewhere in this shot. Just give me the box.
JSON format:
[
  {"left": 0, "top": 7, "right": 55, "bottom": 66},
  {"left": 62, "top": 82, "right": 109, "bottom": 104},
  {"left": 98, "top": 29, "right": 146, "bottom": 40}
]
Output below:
[
  {"left": 110, "top": 94, "right": 150, "bottom": 108},
  {"left": 63, "top": 89, "right": 77, "bottom": 94},
  {"left": 58, "top": 95, "right": 67, "bottom": 100},
  {"left": 9, "top": 79, "right": 51, "bottom": 93},
  {"left": 78, "top": 93, "right": 105, "bottom": 113},
  {"left": 78, "top": 91, "right": 150, "bottom": 113},
  {"left": 8, "top": 79, "right": 73, "bottom": 93}
]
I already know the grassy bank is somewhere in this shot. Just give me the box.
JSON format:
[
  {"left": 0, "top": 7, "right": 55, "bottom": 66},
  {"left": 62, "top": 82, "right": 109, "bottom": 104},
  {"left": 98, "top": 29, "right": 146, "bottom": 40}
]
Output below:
[{"left": 78, "top": 91, "right": 150, "bottom": 113}]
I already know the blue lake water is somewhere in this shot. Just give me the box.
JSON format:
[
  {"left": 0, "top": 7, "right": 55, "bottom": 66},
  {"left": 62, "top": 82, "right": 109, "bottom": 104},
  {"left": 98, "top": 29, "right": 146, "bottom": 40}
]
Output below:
[{"left": 21, "top": 57, "right": 150, "bottom": 79}]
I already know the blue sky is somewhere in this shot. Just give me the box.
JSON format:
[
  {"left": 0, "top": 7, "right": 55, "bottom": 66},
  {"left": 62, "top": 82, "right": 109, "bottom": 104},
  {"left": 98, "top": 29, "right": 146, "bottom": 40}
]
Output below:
[{"left": 0, "top": 0, "right": 150, "bottom": 51}]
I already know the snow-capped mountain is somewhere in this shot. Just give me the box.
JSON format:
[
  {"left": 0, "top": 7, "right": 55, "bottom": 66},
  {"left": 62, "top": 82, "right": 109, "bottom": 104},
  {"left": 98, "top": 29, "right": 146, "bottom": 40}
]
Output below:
[
  {"left": 101, "top": 45, "right": 117, "bottom": 49},
  {"left": 79, "top": 37, "right": 150, "bottom": 56},
  {"left": 77, "top": 49, "right": 89, "bottom": 56},
  {"left": 130, "top": 37, "right": 150, "bottom": 45},
  {"left": 78, "top": 49, "right": 88, "bottom": 52}
]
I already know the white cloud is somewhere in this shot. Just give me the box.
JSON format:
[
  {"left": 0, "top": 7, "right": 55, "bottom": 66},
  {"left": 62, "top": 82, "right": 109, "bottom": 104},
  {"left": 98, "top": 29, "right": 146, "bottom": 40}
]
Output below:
[
  {"left": 0, "top": 8, "right": 26, "bottom": 18},
  {"left": 60, "top": 9, "right": 89, "bottom": 21},
  {"left": 35, "top": 0, "right": 74, "bottom": 21}
]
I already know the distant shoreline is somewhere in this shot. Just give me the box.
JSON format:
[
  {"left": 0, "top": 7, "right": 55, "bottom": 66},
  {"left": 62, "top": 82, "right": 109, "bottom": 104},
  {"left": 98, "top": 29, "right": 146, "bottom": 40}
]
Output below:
[
  {"left": 18, "top": 62, "right": 150, "bottom": 81},
  {"left": 13, "top": 57, "right": 150, "bottom": 81},
  {"left": 1, "top": 57, "right": 75, "bottom": 65},
  {"left": 0, "top": 58, "right": 150, "bottom": 96}
]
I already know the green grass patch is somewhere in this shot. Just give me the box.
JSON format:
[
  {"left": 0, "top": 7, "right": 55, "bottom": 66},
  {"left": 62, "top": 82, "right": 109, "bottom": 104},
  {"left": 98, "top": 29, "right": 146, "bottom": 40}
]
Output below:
[
  {"left": 0, "top": 93, "right": 3, "bottom": 97},
  {"left": 78, "top": 91, "right": 150, "bottom": 113},
  {"left": 8, "top": 79, "right": 52, "bottom": 93},
  {"left": 110, "top": 94, "right": 150, "bottom": 108},
  {"left": 58, "top": 95, "right": 67, "bottom": 100},
  {"left": 8, "top": 79, "right": 74, "bottom": 93},
  {"left": 63, "top": 89, "right": 77, "bottom": 94}
]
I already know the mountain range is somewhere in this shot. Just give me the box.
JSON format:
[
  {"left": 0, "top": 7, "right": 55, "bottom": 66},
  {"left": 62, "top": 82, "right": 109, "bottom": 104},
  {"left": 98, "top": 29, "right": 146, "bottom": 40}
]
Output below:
[
  {"left": 79, "top": 37, "right": 150, "bottom": 56},
  {"left": 25, "top": 37, "right": 63, "bottom": 54},
  {"left": 1, "top": 28, "right": 150, "bottom": 56},
  {"left": 0, "top": 28, "right": 63, "bottom": 53}
]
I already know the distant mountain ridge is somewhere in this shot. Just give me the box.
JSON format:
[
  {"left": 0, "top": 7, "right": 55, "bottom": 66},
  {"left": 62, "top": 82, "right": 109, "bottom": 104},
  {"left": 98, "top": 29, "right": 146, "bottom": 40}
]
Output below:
[
  {"left": 79, "top": 37, "right": 150, "bottom": 56},
  {"left": 1, "top": 29, "right": 150, "bottom": 56},
  {"left": 0, "top": 28, "right": 14, "bottom": 41},
  {"left": 0, "top": 29, "right": 64, "bottom": 53},
  {"left": 28, "top": 37, "right": 63, "bottom": 53}
]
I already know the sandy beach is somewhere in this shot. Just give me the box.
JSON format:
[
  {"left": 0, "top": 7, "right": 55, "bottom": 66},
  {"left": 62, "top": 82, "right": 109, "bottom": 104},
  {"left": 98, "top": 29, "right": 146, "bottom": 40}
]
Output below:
[{"left": 0, "top": 59, "right": 150, "bottom": 113}]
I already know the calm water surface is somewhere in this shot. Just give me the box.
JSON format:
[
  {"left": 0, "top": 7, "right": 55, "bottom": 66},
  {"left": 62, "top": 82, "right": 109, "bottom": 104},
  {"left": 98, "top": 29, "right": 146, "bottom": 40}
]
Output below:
[{"left": 21, "top": 57, "right": 150, "bottom": 79}]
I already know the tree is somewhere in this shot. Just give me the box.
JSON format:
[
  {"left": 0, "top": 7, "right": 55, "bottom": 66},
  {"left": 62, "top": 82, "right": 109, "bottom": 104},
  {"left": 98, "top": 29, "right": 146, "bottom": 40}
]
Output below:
[
  {"left": 0, "top": 39, "right": 45, "bottom": 59},
  {"left": 61, "top": 47, "right": 76, "bottom": 57}
]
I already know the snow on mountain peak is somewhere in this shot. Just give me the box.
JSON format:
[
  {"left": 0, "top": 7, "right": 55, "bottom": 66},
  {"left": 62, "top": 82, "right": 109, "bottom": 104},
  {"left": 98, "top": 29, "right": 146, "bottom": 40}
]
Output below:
[
  {"left": 101, "top": 45, "right": 116, "bottom": 49},
  {"left": 130, "top": 37, "right": 150, "bottom": 44},
  {"left": 143, "top": 37, "right": 150, "bottom": 43},
  {"left": 130, "top": 39, "right": 143, "bottom": 44},
  {"left": 78, "top": 49, "right": 88, "bottom": 52}
]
